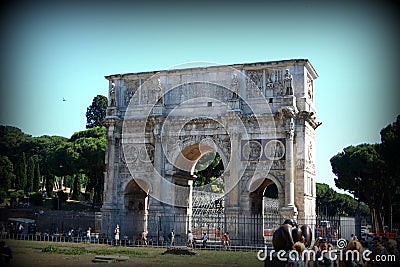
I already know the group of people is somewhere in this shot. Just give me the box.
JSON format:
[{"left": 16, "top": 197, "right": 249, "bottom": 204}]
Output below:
[
  {"left": 184, "top": 230, "right": 230, "bottom": 249},
  {"left": 161, "top": 228, "right": 230, "bottom": 250},
  {"left": 284, "top": 234, "right": 400, "bottom": 267},
  {"left": 366, "top": 235, "right": 399, "bottom": 267}
]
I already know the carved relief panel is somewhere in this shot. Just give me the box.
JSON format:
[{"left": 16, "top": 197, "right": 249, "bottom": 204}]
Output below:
[
  {"left": 266, "top": 69, "right": 284, "bottom": 96},
  {"left": 124, "top": 79, "right": 140, "bottom": 106},
  {"left": 246, "top": 70, "right": 263, "bottom": 98}
]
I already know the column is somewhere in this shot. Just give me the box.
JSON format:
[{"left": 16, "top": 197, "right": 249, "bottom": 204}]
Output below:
[
  {"left": 281, "top": 117, "right": 298, "bottom": 217},
  {"left": 102, "top": 119, "right": 117, "bottom": 209},
  {"left": 150, "top": 121, "right": 164, "bottom": 213}
]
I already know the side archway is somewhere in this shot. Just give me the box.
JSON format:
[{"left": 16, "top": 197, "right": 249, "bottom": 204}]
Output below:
[
  {"left": 124, "top": 179, "right": 150, "bottom": 238},
  {"left": 247, "top": 173, "right": 284, "bottom": 215}
]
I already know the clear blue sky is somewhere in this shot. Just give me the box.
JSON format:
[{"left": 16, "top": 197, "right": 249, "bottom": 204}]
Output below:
[{"left": 1, "top": 0, "right": 399, "bottom": 193}]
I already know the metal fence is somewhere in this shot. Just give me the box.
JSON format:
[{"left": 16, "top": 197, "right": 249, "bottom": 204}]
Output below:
[
  {"left": 122, "top": 213, "right": 361, "bottom": 247},
  {"left": 1, "top": 213, "right": 361, "bottom": 250}
]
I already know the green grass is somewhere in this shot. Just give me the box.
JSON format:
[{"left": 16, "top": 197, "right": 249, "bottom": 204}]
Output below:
[{"left": 6, "top": 239, "right": 263, "bottom": 266}]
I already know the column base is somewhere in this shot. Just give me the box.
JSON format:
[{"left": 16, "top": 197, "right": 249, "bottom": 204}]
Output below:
[{"left": 280, "top": 205, "right": 298, "bottom": 219}]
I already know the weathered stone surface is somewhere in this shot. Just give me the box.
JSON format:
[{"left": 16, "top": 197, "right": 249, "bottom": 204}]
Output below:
[
  {"left": 101, "top": 59, "right": 321, "bottom": 243},
  {"left": 92, "top": 255, "right": 129, "bottom": 263}
]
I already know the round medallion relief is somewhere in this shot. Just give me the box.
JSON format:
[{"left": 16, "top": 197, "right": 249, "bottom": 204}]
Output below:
[
  {"left": 264, "top": 140, "right": 285, "bottom": 160},
  {"left": 242, "top": 140, "right": 263, "bottom": 161}
]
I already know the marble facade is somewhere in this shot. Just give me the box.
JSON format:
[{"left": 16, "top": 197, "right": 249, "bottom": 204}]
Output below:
[{"left": 101, "top": 59, "right": 321, "bottom": 239}]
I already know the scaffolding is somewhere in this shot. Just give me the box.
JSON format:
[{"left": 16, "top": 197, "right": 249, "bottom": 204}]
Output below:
[{"left": 192, "top": 189, "right": 224, "bottom": 216}]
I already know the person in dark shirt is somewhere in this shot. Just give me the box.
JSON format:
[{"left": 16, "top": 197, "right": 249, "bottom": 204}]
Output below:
[{"left": 0, "top": 240, "right": 13, "bottom": 266}]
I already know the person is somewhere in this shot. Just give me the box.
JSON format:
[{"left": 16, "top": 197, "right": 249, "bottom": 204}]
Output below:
[
  {"left": 141, "top": 229, "right": 148, "bottom": 245},
  {"left": 340, "top": 237, "right": 364, "bottom": 267},
  {"left": 67, "top": 228, "right": 74, "bottom": 242},
  {"left": 350, "top": 234, "right": 355, "bottom": 241},
  {"left": 313, "top": 238, "right": 335, "bottom": 267},
  {"left": 187, "top": 230, "right": 193, "bottom": 248},
  {"left": 168, "top": 229, "right": 175, "bottom": 248},
  {"left": 114, "top": 224, "right": 120, "bottom": 246},
  {"left": 159, "top": 231, "right": 164, "bottom": 246},
  {"left": 223, "top": 232, "right": 231, "bottom": 250},
  {"left": 202, "top": 232, "right": 208, "bottom": 248},
  {"left": 18, "top": 223, "right": 24, "bottom": 234},
  {"left": 287, "top": 241, "right": 305, "bottom": 267},
  {"left": 0, "top": 240, "right": 13, "bottom": 267},
  {"left": 86, "top": 226, "right": 91, "bottom": 243}
]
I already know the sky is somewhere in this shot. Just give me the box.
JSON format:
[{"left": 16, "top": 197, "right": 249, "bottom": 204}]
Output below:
[{"left": 1, "top": 0, "right": 399, "bottom": 194}]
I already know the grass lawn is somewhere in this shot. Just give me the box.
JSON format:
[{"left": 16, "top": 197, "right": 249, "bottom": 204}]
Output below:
[{"left": 5, "top": 239, "right": 264, "bottom": 267}]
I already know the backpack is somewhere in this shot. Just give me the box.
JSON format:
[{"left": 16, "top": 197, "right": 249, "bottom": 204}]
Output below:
[{"left": 168, "top": 232, "right": 172, "bottom": 240}]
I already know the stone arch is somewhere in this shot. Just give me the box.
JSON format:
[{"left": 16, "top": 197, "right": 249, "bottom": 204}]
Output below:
[
  {"left": 172, "top": 136, "right": 229, "bottom": 175},
  {"left": 247, "top": 173, "right": 283, "bottom": 196},
  {"left": 247, "top": 173, "right": 284, "bottom": 215},
  {"left": 123, "top": 179, "right": 150, "bottom": 238}
]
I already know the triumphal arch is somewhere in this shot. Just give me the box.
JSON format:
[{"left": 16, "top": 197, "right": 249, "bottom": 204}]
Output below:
[{"left": 101, "top": 59, "right": 321, "bottom": 242}]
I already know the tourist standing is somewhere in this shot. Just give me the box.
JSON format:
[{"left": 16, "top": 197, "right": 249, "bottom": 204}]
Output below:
[
  {"left": 313, "top": 238, "right": 335, "bottom": 267},
  {"left": 202, "top": 232, "right": 208, "bottom": 248},
  {"left": 187, "top": 230, "right": 193, "bottom": 248},
  {"left": 86, "top": 226, "right": 91, "bottom": 243},
  {"left": 223, "top": 232, "right": 231, "bottom": 250},
  {"left": 141, "top": 229, "right": 148, "bottom": 245},
  {"left": 168, "top": 229, "right": 175, "bottom": 247},
  {"left": 114, "top": 224, "right": 120, "bottom": 246},
  {"left": 287, "top": 241, "right": 305, "bottom": 267},
  {"left": 0, "top": 241, "right": 13, "bottom": 267}
]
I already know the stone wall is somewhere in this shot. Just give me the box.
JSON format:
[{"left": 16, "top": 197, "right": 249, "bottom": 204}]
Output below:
[{"left": 101, "top": 59, "right": 321, "bottom": 239}]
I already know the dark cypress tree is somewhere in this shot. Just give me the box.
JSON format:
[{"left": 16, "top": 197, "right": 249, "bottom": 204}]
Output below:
[
  {"left": 0, "top": 156, "right": 15, "bottom": 192},
  {"left": 15, "top": 152, "right": 27, "bottom": 190},
  {"left": 26, "top": 156, "right": 35, "bottom": 193},
  {"left": 33, "top": 163, "right": 41, "bottom": 192}
]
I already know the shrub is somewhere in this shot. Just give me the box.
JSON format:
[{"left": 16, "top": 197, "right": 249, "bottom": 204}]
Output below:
[{"left": 28, "top": 192, "right": 43, "bottom": 206}]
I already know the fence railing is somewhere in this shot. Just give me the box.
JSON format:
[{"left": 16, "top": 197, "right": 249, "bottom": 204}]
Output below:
[{"left": 2, "top": 214, "right": 362, "bottom": 249}]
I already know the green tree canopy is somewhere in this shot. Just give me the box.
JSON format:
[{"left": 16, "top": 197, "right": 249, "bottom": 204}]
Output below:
[
  {"left": 194, "top": 152, "right": 224, "bottom": 193},
  {"left": 331, "top": 143, "right": 387, "bottom": 231},
  {"left": 86, "top": 95, "right": 108, "bottom": 128},
  {"left": 0, "top": 155, "right": 15, "bottom": 192},
  {"left": 380, "top": 115, "right": 400, "bottom": 226},
  {"left": 316, "top": 183, "right": 369, "bottom": 217},
  {"left": 66, "top": 126, "right": 106, "bottom": 207}
]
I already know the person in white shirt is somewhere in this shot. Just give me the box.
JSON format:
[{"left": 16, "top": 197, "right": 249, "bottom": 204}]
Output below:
[
  {"left": 86, "top": 227, "right": 91, "bottom": 243},
  {"left": 187, "top": 230, "right": 193, "bottom": 248},
  {"left": 114, "top": 224, "right": 120, "bottom": 245}
]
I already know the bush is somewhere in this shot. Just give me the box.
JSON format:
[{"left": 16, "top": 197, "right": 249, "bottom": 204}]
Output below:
[
  {"left": 28, "top": 192, "right": 43, "bottom": 206},
  {"left": 51, "top": 190, "right": 68, "bottom": 210},
  {"left": 57, "top": 190, "right": 69, "bottom": 202},
  {"left": 0, "top": 190, "right": 6, "bottom": 204}
]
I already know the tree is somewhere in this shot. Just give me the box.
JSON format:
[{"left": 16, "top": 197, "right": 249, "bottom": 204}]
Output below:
[
  {"left": 30, "top": 135, "right": 68, "bottom": 194},
  {"left": 33, "top": 163, "right": 41, "bottom": 192},
  {"left": 316, "top": 183, "right": 369, "bottom": 217},
  {"left": 331, "top": 143, "right": 386, "bottom": 231},
  {"left": 67, "top": 126, "right": 106, "bottom": 207},
  {"left": 194, "top": 152, "right": 224, "bottom": 185},
  {"left": 26, "top": 156, "right": 35, "bottom": 193},
  {"left": 86, "top": 95, "right": 108, "bottom": 129},
  {"left": 15, "top": 152, "right": 27, "bottom": 190},
  {"left": 0, "top": 125, "right": 31, "bottom": 163},
  {"left": 380, "top": 115, "right": 400, "bottom": 229},
  {"left": 316, "top": 183, "right": 338, "bottom": 216},
  {"left": 0, "top": 155, "right": 15, "bottom": 192}
]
